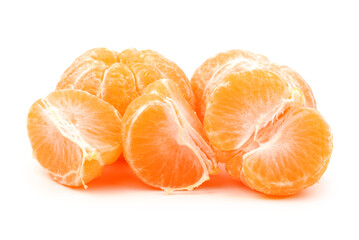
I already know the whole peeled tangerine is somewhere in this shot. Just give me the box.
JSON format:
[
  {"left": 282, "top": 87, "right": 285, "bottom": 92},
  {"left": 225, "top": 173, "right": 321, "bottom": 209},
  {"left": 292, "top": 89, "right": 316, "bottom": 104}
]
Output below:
[{"left": 191, "top": 50, "right": 333, "bottom": 196}]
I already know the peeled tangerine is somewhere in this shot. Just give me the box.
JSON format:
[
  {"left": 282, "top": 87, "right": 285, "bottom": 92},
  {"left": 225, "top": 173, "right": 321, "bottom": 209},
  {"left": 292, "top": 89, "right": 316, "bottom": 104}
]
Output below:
[
  {"left": 191, "top": 50, "right": 333, "bottom": 196},
  {"left": 27, "top": 90, "right": 122, "bottom": 187},
  {"left": 122, "top": 79, "right": 218, "bottom": 191},
  {"left": 56, "top": 48, "right": 195, "bottom": 115}
]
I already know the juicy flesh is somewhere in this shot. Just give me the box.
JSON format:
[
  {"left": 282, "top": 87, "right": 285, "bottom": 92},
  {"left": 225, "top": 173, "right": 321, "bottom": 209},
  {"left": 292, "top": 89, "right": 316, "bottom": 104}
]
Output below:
[
  {"left": 204, "top": 70, "right": 292, "bottom": 151},
  {"left": 57, "top": 48, "right": 195, "bottom": 115},
  {"left": 191, "top": 49, "right": 316, "bottom": 121},
  {"left": 123, "top": 79, "right": 218, "bottom": 190},
  {"left": 27, "top": 90, "right": 122, "bottom": 187},
  {"left": 237, "top": 107, "right": 332, "bottom": 195},
  {"left": 204, "top": 70, "right": 332, "bottom": 195}
]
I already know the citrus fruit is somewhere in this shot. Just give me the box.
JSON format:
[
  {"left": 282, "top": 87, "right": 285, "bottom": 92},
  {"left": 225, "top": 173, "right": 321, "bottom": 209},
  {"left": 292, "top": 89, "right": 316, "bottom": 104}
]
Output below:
[
  {"left": 57, "top": 48, "right": 194, "bottom": 115},
  {"left": 202, "top": 69, "right": 333, "bottom": 195},
  {"left": 191, "top": 49, "right": 316, "bottom": 121},
  {"left": 27, "top": 89, "right": 122, "bottom": 188},
  {"left": 122, "top": 78, "right": 218, "bottom": 191}
]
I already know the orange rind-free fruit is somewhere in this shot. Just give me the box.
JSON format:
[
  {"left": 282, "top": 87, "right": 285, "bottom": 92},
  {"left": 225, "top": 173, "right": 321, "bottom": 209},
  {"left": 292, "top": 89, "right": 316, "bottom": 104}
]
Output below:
[
  {"left": 27, "top": 48, "right": 333, "bottom": 196},
  {"left": 122, "top": 78, "right": 218, "bottom": 191},
  {"left": 191, "top": 50, "right": 332, "bottom": 196},
  {"left": 57, "top": 48, "right": 194, "bottom": 115},
  {"left": 27, "top": 89, "right": 122, "bottom": 188}
]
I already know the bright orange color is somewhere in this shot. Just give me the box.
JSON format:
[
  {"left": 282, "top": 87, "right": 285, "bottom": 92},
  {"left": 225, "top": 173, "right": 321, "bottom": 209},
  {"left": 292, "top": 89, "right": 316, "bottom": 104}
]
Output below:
[
  {"left": 57, "top": 48, "right": 194, "bottom": 115},
  {"left": 28, "top": 48, "right": 332, "bottom": 196},
  {"left": 191, "top": 49, "right": 317, "bottom": 121},
  {"left": 27, "top": 89, "right": 122, "bottom": 187},
  {"left": 192, "top": 50, "right": 333, "bottom": 196},
  {"left": 122, "top": 79, "right": 218, "bottom": 191}
]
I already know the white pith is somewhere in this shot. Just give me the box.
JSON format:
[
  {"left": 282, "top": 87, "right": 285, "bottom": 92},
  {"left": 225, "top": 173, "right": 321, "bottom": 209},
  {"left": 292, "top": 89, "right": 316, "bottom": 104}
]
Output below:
[
  {"left": 41, "top": 98, "right": 102, "bottom": 188},
  {"left": 230, "top": 86, "right": 305, "bottom": 152},
  {"left": 98, "top": 67, "right": 109, "bottom": 99},
  {"left": 237, "top": 107, "right": 332, "bottom": 194},
  {"left": 161, "top": 96, "right": 211, "bottom": 192},
  {"left": 243, "top": 87, "right": 306, "bottom": 149}
]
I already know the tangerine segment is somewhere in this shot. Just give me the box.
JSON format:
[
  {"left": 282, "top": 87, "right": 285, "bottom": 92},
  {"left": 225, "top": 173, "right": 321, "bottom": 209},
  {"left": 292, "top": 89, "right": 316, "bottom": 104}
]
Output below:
[
  {"left": 66, "top": 62, "right": 108, "bottom": 96},
  {"left": 130, "top": 62, "right": 163, "bottom": 94},
  {"left": 191, "top": 50, "right": 258, "bottom": 118},
  {"left": 122, "top": 79, "right": 218, "bottom": 191},
  {"left": 204, "top": 70, "right": 296, "bottom": 151},
  {"left": 191, "top": 49, "right": 316, "bottom": 121},
  {"left": 100, "top": 63, "right": 138, "bottom": 115},
  {"left": 238, "top": 107, "right": 333, "bottom": 195},
  {"left": 142, "top": 78, "right": 207, "bottom": 138},
  {"left": 27, "top": 90, "right": 122, "bottom": 187}
]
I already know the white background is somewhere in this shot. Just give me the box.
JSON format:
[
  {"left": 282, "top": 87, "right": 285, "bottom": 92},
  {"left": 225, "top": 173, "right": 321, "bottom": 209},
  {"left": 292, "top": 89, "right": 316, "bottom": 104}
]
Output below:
[{"left": 1, "top": 0, "right": 358, "bottom": 239}]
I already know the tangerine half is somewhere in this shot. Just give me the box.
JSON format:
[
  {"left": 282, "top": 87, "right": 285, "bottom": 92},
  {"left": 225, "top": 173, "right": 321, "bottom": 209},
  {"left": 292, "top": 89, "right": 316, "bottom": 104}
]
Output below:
[
  {"left": 122, "top": 79, "right": 218, "bottom": 191},
  {"left": 27, "top": 89, "right": 122, "bottom": 187}
]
